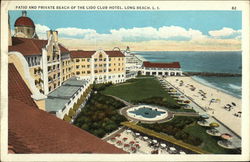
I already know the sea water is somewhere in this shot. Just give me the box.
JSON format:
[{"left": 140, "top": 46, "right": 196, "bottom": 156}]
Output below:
[{"left": 133, "top": 51, "right": 242, "bottom": 98}]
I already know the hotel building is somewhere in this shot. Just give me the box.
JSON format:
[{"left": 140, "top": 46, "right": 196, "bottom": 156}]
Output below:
[{"left": 141, "top": 61, "right": 182, "bottom": 76}]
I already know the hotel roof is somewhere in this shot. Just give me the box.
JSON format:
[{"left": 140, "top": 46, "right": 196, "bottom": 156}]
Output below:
[
  {"left": 70, "top": 50, "right": 125, "bottom": 58},
  {"left": 9, "top": 37, "right": 69, "bottom": 56},
  {"left": 8, "top": 63, "right": 126, "bottom": 154},
  {"left": 143, "top": 61, "right": 181, "bottom": 68},
  {"left": 45, "top": 77, "right": 88, "bottom": 112}
]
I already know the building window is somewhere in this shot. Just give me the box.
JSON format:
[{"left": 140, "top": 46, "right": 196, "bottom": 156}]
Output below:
[
  {"left": 49, "top": 86, "right": 51, "bottom": 92},
  {"left": 87, "top": 58, "right": 90, "bottom": 62},
  {"left": 76, "top": 59, "right": 80, "bottom": 62},
  {"left": 53, "top": 74, "right": 56, "bottom": 79},
  {"left": 76, "top": 71, "right": 80, "bottom": 75},
  {"left": 76, "top": 65, "right": 79, "bottom": 69},
  {"left": 99, "top": 70, "right": 102, "bottom": 72},
  {"left": 109, "top": 69, "right": 112, "bottom": 72},
  {"left": 94, "top": 64, "right": 98, "bottom": 68},
  {"left": 104, "top": 58, "right": 106, "bottom": 61},
  {"left": 94, "top": 70, "right": 98, "bottom": 73},
  {"left": 57, "top": 64, "right": 59, "bottom": 68},
  {"left": 109, "top": 63, "right": 111, "bottom": 66},
  {"left": 54, "top": 83, "right": 56, "bottom": 88},
  {"left": 87, "top": 71, "right": 91, "bottom": 74},
  {"left": 109, "top": 58, "right": 111, "bottom": 61},
  {"left": 47, "top": 56, "right": 50, "bottom": 61},
  {"left": 87, "top": 65, "right": 90, "bottom": 68},
  {"left": 94, "top": 58, "right": 97, "bottom": 62},
  {"left": 58, "top": 82, "right": 60, "bottom": 86}
]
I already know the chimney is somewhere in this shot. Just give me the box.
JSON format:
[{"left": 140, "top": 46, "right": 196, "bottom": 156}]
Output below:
[
  {"left": 52, "top": 31, "right": 58, "bottom": 42},
  {"left": 47, "top": 30, "right": 53, "bottom": 40},
  {"left": 22, "top": 11, "right": 27, "bottom": 17}
]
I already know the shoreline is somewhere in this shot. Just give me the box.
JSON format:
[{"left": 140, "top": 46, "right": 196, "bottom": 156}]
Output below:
[
  {"left": 191, "top": 76, "right": 241, "bottom": 100},
  {"left": 164, "top": 76, "right": 242, "bottom": 136}
]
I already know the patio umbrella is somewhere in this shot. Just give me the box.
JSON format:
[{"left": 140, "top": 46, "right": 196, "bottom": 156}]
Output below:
[
  {"left": 135, "top": 144, "right": 140, "bottom": 148},
  {"left": 221, "top": 133, "right": 233, "bottom": 140},
  {"left": 129, "top": 141, "right": 135, "bottom": 145},
  {"left": 123, "top": 137, "right": 128, "bottom": 141},
  {"left": 231, "top": 102, "right": 236, "bottom": 106}
]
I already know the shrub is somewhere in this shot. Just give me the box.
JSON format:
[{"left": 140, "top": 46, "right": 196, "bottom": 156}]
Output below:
[
  {"left": 63, "top": 114, "right": 71, "bottom": 122},
  {"left": 68, "top": 108, "right": 76, "bottom": 117}
]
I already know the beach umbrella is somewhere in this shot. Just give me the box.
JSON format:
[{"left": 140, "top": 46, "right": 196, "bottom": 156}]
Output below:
[
  {"left": 200, "top": 114, "right": 209, "bottom": 119},
  {"left": 209, "top": 122, "right": 220, "bottom": 128},
  {"left": 135, "top": 133, "right": 140, "bottom": 136},
  {"left": 179, "top": 151, "right": 186, "bottom": 154},
  {"left": 160, "top": 143, "right": 166, "bottom": 148},
  {"left": 231, "top": 102, "right": 236, "bottom": 106},
  {"left": 169, "top": 147, "right": 176, "bottom": 151},
  {"left": 135, "top": 144, "right": 140, "bottom": 148},
  {"left": 124, "top": 144, "right": 129, "bottom": 147},
  {"left": 221, "top": 133, "right": 233, "bottom": 140},
  {"left": 126, "top": 129, "right": 132, "bottom": 133},
  {"left": 143, "top": 136, "right": 148, "bottom": 140},
  {"left": 152, "top": 139, "right": 158, "bottom": 144}
]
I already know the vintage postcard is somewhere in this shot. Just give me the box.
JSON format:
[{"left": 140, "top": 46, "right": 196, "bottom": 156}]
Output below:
[{"left": 1, "top": 0, "right": 249, "bottom": 161}]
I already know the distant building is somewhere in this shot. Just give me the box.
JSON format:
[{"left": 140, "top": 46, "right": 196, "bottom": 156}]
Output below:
[{"left": 141, "top": 61, "right": 182, "bottom": 76}]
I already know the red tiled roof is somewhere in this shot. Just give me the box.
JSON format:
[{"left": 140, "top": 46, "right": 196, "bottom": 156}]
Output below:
[
  {"left": 70, "top": 50, "right": 125, "bottom": 58},
  {"left": 14, "top": 16, "right": 35, "bottom": 27},
  {"left": 70, "top": 50, "right": 95, "bottom": 58},
  {"left": 143, "top": 61, "right": 181, "bottom": 68},
  {"left": 8, "top": 63, "right": 38, "bottom": 108},
  {"left": 105, "top": 51, "right": 125, "bottom": 57},
  {"left": 8, "top": 63, "right": 126, "bottom": 154},
  {"left": 59, "top": 44, "right": 70, "bottom": 54},
  {"left": 9, "top": 37, "right": 69, "bottom": 56}
]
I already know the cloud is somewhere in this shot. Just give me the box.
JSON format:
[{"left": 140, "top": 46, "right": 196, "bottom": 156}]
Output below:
[
  {"left": 35, "top": 24, "right": 50, "bottom": 39},
  {"left": 56, "top": 25, "right": 207, "bottom": 42},
  {"left": 208, "top": 27, "right": 241, "bottom": 39},
  {"left": 31, "top": 23, "right": 241, "bottom": 51}
]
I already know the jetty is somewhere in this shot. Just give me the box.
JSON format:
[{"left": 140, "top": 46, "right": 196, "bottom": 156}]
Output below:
[{"left": 183, "top": 72, "right": 241, "bottom": 77}]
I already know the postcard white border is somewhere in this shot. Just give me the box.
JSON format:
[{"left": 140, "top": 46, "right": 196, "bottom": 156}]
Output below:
[{"left": 1, "top": 1, "right": 250, "bottom": 161}]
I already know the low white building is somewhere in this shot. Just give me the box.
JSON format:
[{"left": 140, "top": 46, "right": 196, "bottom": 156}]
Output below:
[{"left": 141, "top": 61, "right": 182, "bottom": 76}]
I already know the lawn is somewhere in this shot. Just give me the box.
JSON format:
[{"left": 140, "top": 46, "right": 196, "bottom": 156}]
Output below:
[
  {"left": 140, "top": 116, "right": 239, "bottom": 154},
  {"left": 183, "top": 124, "right": 239, "bottom": 154},
  {"left": 102, "top": 77, "right": 171, "bottom": 102}
]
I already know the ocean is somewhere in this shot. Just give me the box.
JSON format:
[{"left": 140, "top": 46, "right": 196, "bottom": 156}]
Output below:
[{"left": 133, "top": 51, "right": 242, "bottom": 98}]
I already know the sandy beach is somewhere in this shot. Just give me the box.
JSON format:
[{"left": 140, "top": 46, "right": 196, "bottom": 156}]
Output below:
[{"left": 164, "top": 76, "right": 241, "bottom": 136}]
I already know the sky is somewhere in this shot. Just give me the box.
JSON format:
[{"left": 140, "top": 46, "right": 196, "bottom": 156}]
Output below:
[{"left": 9, "top": 10, "right": 242, "bottom": 51}]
